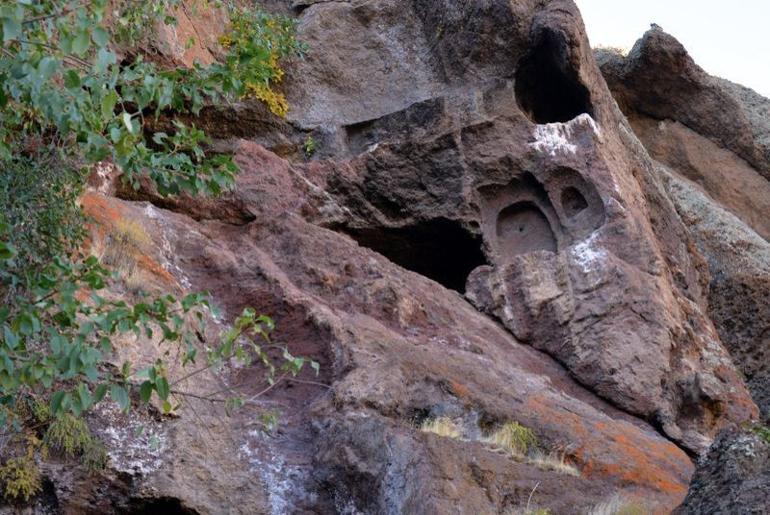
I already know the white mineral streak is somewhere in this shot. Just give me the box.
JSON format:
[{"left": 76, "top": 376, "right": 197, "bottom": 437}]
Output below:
[
  {"left": 570, "top": 231, "right": 608, "bottom": 274},
  {"left": 93, "top": 402, "right": 168, "bottom": 476},
  {"left": 530, "top": 113, "right": 601, "bottom": 156},
  {"left": 238, "top": 429, "right": 313, "bottom": 515}
]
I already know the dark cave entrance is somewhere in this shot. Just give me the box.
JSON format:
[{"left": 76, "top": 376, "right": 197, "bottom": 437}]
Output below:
[
  {"left": 123, "top": 497, "right": 199, "bottom": 515},
  {"left": 345, "top": 218, "right": 487, "bottom": 293},
  {"left": 514, "top": 31, "right": 593, "bottom": 124}
]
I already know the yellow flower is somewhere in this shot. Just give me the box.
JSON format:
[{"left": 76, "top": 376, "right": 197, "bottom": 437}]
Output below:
[{"left": 246, "top": 83, "right": 289, "bottom": 117}]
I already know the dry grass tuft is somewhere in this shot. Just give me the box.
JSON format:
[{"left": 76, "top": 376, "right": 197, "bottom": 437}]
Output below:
[
  {"left": 482, "top": 421, "right": 538, "bottom": 456},
  {"left": 95, "top": 218, "right": 154, "bottom": 291},
  {"left": 420, "top": 417, "right": 462, "bottom": 439},
  {"left": 528, "top": 450, "right": 580, "bottom": 477}
]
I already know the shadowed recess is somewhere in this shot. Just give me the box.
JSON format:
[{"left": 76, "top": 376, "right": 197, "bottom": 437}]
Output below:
[
  {"left": 515, "top": 31, "right": 593, "bottom": 124},
  {"left": 345, "top": 218, "right": 487, "bottom": 292},
  {"left": 123, "top": 497, "right": 199, "bottom": 515},
  {"left": 561, "top": 186, "right": 589, "bottom": 217},
  {"left": 496, "top": 202, "right": 557, "bottom": 255}
]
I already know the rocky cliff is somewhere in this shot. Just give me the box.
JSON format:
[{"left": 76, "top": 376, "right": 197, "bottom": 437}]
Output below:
[{"left": 17, "top": 1, "right": 770, "bottom": 514}]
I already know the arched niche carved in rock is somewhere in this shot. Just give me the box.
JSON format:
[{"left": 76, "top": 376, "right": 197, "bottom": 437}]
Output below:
[
  {"left": 544, "top": 167, "right": 605, "bottom": 239},
  {"left": 495, "top": 201, "right": 557, "bottom": 257}
]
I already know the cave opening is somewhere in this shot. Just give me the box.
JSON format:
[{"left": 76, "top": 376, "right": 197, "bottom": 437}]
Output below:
[
  {"left": 514, "top": 31, "right": 593, "bottom": 124},
  {"left": 496, "top": 202, "right": 557, "bottom": 256},
  {"left": 345, "top": 218, "right": 487, "bottom": 293}
]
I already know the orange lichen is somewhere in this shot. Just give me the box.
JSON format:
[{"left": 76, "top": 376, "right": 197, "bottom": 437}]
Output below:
[
  {"left": 522, "top": 395, "right": 692, "bottom": 502},
  {"left": 81, "top": 193, "right": 178, "bottom": 287}
]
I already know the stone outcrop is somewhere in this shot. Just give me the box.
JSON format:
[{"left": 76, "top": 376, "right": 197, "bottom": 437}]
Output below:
[
  {"left": 598, "top": 27, "right": 770, "bottom": 512},
  {"left": 598, "top": 27, "right": 770, "bottom": 422},
  {"left": 661, "top": 170, "right": 770, "bottom": 422},
  {"left": 597, "top": 28, "right": 770, "bottom": 240},
  {"left": 18, "top": 1, "right": 770, "bottom": 514},
  {"left": 675, "top": 428, "right": 770, "bottom": 514}
]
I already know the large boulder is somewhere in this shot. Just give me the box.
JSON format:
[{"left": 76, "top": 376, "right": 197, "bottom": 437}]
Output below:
[
  {"left": 597, "top": 28, "right": 770, "bottom": 239},
  {"left": 675, "top": 428, "right": 770, "bottom": 514},
  {"left": 596, "top": 26, "right": 770, "bottom": 182}
]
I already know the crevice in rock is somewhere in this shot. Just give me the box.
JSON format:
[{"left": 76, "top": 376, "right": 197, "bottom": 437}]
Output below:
[
  {"left": 123, "top": 496, "right": 200, "bottom": 515},
  {"left": 343, "top": 218, "right": 487, "bottom": 293},
  {"left": 514, "top": 31, "right": 593, "bottom": 124}
]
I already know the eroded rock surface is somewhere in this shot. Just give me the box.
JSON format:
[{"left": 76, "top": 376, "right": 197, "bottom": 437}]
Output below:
[
  {"left": 675, "top": 429, "right": 770, "bottom": 514},
  {"left": 597, "top": 27, "right": 770, "bottom": 240}
]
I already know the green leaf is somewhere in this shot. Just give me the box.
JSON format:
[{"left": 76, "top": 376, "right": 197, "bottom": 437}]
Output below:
[
  {"left": 155, "top": 377, "right": 169, "bottom": 401},
  {"left": 92, "top": 26, "right": 109, "bottom": 47},
  {"left": 64, "top": 69, "right": 81, "bottom": 89},
  {"left": 139, "top": 380, "right": 153, "bottom": 403},
  {"left": 122, "top": 112, "right": 135, "bottom": 134},
  {"left": 94, "top": 384, "right": 109, "bottom": 403},
  {"left": 78, "top": 383, "right": 92, "bottom": 410},
  {"left": 1, "top": 17, "right": 21, "bottom": 43},
  {"left": 2, "top": 325, "right": 18, "bottom": 351},
  {"left": 72, "top": 30, "right": 91, "bottom": 56},
  {"left": 50, "top": 391, "right": 66, "bottom": 415},
  {"left": 38, "top": 57, "right": 59, "bottom": 80},
  {"left": 162, "top": 400, "right": 172, "bottom": 413},
  {"left": 110, "top": 384, "right": 130, "bottom": 411},
  {"left": 95, "top": 47, "right": 116, "bottom": 71},
  {"left": 101, "top": 91, "right": 118, "bottom": 120}
]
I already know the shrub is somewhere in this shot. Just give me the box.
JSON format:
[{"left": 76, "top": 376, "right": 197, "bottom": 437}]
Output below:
[
  {"left": 98, "top": 219, "right": 152, "bottom": 277},
  {"left": 527, "top": 450, "right": 580, "bottom": 477}
]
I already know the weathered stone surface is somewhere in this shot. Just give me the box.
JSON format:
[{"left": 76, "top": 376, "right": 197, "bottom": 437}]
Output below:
[
  {"left": 597, "top": 26, "right": 770, "bottom": 423},
  {"left": 627, "top": 116, "right": 770, "bottom": 240},
  {"left": 661, "top": 169, "right": 770, "bottom": 422},
  {"left": 675, "top": 429, "right": 770, "bottom": 514},
  {"left": 72, "top": 186, "right": 694, "bottom": 513},
  {"left": 597, "top": 27, "right": 770, "bottom": 181},
  {"left": 279, "top": 0, "right": 756, "bottom": 454}
]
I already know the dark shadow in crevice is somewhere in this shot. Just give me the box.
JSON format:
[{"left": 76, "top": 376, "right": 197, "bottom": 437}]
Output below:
[
  {"left": 560, "top": 186, "right": 589, "bottom": 218},
  {"left": 515, "top": 31, "right": 593, "bottom": 124},
  {"left": 122, "top": 497, "right": 200, "bottom": 515},
  {"left": 344, "top": 218, "right": 487, "bottom": 293}
]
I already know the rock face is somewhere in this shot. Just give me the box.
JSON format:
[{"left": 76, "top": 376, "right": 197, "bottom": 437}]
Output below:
[
  {"left": 661, "top": 171, "right": 770, "bottom": 422},
  {"left": 675, "top": 429, "right": 770, "bottom": 514},
  {"left": 24, "top": 2, "right": 770, "bottom": 514},
  {"left": 598, "top": 27, "right": 770, "bottom": 422},
  {"left": 598, "top": 27, "right": 770, "bottom": 512},
  {"left": 596, "top": 27, "right": 770, "bottom": 183}
]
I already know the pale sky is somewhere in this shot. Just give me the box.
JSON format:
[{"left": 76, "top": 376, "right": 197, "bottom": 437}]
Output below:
[{"left": 576, "top": 0, "right": 770, "bottom": 98}]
